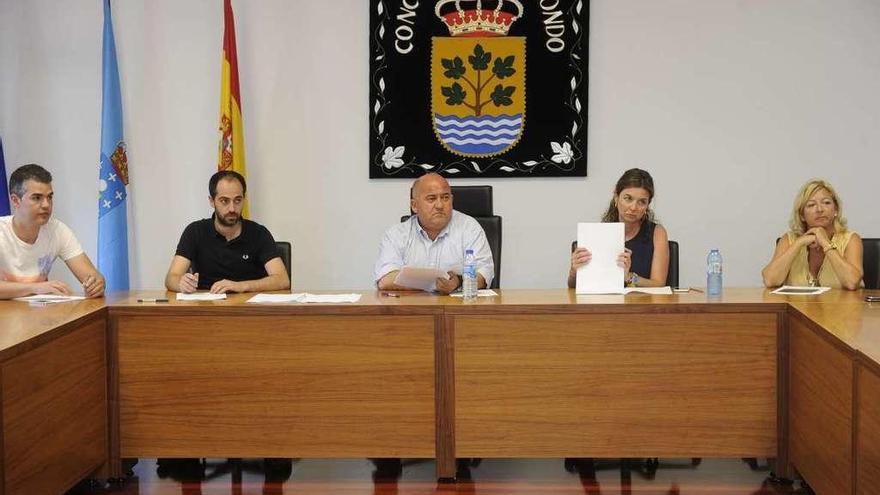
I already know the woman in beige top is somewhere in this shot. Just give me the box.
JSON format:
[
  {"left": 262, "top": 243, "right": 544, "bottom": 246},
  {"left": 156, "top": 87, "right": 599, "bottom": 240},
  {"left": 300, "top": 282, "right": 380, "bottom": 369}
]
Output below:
[{"left": 762, "top": 179, "right": 863, "bottom": 290}]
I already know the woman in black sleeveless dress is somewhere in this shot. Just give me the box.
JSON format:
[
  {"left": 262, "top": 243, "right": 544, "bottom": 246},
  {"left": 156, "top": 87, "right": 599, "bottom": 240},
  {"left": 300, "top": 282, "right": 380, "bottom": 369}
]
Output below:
[{"left": 567, "top": 168, "right": 669, "bottom": 288}]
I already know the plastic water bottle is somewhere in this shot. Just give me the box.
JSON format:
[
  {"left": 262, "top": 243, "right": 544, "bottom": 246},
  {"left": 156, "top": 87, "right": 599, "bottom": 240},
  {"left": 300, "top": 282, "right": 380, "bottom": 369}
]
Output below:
[
  {"left": 462, "top": 249, "right": 478, "bottom": 302},
  {"left": 707, "top": 249, "right": 723, "bottom": 296}
]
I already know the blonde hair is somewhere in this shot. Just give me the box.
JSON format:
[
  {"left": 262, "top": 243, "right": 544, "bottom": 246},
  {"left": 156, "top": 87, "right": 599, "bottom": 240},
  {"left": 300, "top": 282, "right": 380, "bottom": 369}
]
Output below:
[{"left": 788, "top": 179, "right": 848, "bottom": 235}]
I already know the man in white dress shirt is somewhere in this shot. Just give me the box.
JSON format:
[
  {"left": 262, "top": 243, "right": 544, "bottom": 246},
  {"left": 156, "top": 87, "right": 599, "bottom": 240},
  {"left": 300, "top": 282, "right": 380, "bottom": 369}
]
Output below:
[{"left": 374, "top": 173, "right": 494, "bottom": 293}]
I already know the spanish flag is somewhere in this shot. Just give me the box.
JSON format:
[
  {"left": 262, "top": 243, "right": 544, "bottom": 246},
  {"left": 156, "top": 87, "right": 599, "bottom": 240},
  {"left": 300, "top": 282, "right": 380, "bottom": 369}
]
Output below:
[{"left": 218, "top": 0, "right": 248, "bottom": 217}]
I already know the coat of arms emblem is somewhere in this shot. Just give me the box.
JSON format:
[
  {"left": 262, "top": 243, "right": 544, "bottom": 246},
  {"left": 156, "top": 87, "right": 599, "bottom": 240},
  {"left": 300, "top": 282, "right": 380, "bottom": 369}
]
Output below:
[
  {"left": 432, "top": 0, "right": 525, "bottom": 157},
  {"left": 369, "top": 0, "right": 588, "bottom": 178}
]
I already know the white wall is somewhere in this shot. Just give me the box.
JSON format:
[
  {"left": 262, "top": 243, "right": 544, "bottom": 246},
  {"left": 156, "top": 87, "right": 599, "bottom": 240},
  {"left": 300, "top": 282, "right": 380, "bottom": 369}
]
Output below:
[{"left": 1, "top": 0, "right": 879, "bottom": 290}]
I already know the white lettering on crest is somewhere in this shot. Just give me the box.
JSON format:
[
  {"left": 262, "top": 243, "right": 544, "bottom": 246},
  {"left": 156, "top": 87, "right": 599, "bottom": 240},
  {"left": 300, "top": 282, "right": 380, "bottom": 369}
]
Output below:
[
  {"left": 540, "top": 1, "right": 565, "bottom": 53},
  {"left": 394, "top": 0, "right": 420, "bottom": 55}
]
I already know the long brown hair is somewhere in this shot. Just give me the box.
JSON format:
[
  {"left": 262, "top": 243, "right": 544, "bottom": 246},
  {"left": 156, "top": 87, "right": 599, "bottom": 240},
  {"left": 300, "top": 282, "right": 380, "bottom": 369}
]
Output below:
[{"left": 601, "top": 168, "right": 656, "bottom": 223}]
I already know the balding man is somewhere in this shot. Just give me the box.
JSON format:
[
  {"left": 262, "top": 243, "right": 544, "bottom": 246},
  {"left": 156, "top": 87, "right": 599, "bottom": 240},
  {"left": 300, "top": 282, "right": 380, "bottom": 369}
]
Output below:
[{"left": 374, "top": 173, "right": 494, "bottom": 294}]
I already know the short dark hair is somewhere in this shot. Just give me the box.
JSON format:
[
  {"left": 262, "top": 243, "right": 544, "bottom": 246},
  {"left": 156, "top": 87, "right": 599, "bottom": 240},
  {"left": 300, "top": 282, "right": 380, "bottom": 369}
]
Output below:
[
  {"left": 9, "top": 164, "right": 52, "bottom": 198},
  {"left": 208, "top": 170, "right": 247, "bottom": 198}
]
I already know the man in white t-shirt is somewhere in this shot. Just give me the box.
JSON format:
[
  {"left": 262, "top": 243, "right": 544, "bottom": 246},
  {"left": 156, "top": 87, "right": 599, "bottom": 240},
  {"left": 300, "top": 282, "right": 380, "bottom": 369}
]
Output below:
[{"left": 0, "top": 164, "right": 105, "bottom": 299}]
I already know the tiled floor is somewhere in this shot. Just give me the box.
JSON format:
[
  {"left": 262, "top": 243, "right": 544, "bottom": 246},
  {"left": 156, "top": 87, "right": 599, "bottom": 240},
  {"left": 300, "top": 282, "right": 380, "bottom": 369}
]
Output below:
[{"left": 69, "top": 458, "right": 814, "bottom": 495}]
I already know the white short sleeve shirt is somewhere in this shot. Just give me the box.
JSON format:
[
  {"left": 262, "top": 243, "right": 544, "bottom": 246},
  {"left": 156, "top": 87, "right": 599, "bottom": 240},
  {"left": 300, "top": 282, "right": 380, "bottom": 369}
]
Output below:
[{"left": 0, "top": 216, "right": 84, "bottom": 283}]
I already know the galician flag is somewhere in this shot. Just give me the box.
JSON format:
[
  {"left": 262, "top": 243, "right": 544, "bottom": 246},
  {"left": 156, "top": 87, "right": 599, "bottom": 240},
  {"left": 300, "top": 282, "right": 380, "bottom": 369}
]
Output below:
[
  {"left": 97, "top": 0, "right": 130, "bottom": 292},
  {"left": 218, "top": 0, "right": 249, "bottom": 217}
]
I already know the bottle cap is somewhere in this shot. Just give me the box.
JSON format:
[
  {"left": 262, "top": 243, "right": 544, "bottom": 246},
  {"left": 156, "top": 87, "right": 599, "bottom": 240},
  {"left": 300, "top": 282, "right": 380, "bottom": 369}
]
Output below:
[{"left": 466, "top": 249, "right": 474, "bottom": 254}]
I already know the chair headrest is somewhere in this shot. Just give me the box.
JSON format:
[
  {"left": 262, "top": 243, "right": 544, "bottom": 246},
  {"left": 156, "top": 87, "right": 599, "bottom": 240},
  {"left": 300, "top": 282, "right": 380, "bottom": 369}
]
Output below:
[{"left": 451, "top": 185, "right": 493, "bottom": 216}]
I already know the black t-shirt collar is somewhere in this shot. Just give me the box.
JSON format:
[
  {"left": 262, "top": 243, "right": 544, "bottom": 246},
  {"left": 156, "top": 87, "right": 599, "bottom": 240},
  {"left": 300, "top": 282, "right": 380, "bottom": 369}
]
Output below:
[{"left": 210, "top": 213, "right": 246, "bottom": 243}]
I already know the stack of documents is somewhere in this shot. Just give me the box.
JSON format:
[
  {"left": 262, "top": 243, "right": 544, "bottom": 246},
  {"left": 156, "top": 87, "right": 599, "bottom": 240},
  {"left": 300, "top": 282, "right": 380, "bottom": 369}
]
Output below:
[
  {"left": 247, "top": 293, "right": 362, "bottom": 304},
  {"left": 575, "top": 223, "right": 625, "bottom": 294},
  {"left": 450, "top": 289, "right": 498, "bottom": 297},
  {"left": 771, "top": 286, "right": 831, "bottom": 295},
  {"left": 14, "top": 294, "right": 86, "bottom": 305},
  {"left": 176, "top": 293, "right": 227, "bottom": 301},
  {"left": 574, "top": 287, "right": 674, "bottom": 296},
  {"left": 623, "top": 287, "right": 673, "bottom": 295},
  {"left": 573, "top": 223, "right": 676, "bottom": 295},
  {"left": 394, "top": 267, "right": 450, "bottom": 291}
]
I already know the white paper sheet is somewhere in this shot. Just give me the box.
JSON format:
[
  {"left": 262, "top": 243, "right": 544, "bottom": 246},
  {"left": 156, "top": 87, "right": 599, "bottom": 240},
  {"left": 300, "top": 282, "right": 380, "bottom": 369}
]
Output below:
[
  {"left": 14, "top": 294, "right": 86, "bottom": 304},
  {"left": 623, "top": 286, "right": 673, "bottom": 295},
  {"left": 176, "top": 293, "right": 228, "bottom": 301},
  {"left": 246, "top": 293, "right": 362, "bottom": 304},
  {"left": 575, "top": 222, "right": 625, "bottom": 294},
  {"left": 771, "top": 286, "right": 831, "bottom": 295},
  {"left": 246, "top": 293, "right": 304, "bottom": 303},
  {"left": 450, "top": 289, "right": 498, "bottom": 297},
  {"left": 298, "top": 293, "right": 362, "bottom": 303},
  {"left": 394, "top": 267, "right": 451, "bottom": 292}
]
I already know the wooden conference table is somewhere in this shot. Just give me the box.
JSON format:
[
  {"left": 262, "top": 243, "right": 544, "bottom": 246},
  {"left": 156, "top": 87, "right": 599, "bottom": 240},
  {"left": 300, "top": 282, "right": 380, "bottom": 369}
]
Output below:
[
  {"left": 0, "top": 298, "right": 107, "bottom": 495},
  {"left": 1, "top": 288, "right": 879, "bottom": 494}
]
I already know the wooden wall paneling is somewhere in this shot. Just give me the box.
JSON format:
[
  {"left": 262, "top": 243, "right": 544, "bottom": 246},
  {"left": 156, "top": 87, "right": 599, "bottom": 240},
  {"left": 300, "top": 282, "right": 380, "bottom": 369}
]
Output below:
[
  {"left": 106, "top": 314, "right": 122, "bottom": 479},
  {"left": 435, "top": 314, "right": 455, "bottom": 480},
  {"left": 856, "top": 360, "right": 880, "bottom": 495},
  {"left": 0, "top": 366, "right": 5, "bottom": 495},
  {"left": 775, "top": 310, "right": 791, "bottom": 478},
  {"left": 789, "top": 314, "right": 854, "bottom": 495},
  {"left": 454, "top": 312, "right": 778, "bottom": 458},
  {"left": 1, "top": 316, "right": 107, "bottom": 495},
  {"left": 117, "top": 314, "right": 435, "bottom": 458}
]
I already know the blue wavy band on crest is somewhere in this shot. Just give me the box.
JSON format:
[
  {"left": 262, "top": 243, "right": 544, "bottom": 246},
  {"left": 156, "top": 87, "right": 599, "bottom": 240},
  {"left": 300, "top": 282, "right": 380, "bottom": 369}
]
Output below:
[{"left": 434, "top": 113, "right": 523, "bottom": 155}]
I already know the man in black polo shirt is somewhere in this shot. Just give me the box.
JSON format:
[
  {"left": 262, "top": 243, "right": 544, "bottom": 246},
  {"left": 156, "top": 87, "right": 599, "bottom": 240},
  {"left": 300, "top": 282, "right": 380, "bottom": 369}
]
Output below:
[
  {"left": 164, "top": 170, "right": 289, "bottom": 293},
  {"left": 159, "top": 170, "right": 292, "bottom": 478}
]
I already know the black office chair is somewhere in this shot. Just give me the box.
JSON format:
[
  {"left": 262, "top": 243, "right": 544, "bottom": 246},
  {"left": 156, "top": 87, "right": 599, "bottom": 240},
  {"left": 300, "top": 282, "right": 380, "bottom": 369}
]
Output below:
[
  {"left": 863, "top": 238, "right": 880, "bottom": 289},
  {"left": 570, "top": 240, "right": 679, "bottom": 287},
  {"left": 402, "top": 185, "right": 502, "bottom": 289},
  {"left": 276, "top": 241, "right": 292, "bottom": 284},
  {"left": 666, "top": 240, "right": 679, "bottom": 288}
]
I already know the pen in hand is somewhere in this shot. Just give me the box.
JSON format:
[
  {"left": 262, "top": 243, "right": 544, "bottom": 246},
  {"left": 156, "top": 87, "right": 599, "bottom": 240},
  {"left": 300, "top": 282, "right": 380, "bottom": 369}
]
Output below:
[{"left": 82, "top": 275, "right": 99, "bottom": 297}]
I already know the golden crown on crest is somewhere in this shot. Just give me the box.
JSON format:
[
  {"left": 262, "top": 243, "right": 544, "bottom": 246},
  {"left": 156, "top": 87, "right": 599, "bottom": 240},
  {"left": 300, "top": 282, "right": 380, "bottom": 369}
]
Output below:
[{"left": 435, "top": 0, "right": 523, "bottom": 37}]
